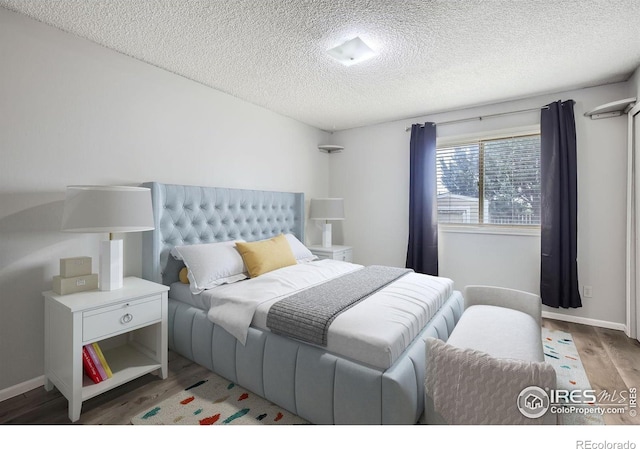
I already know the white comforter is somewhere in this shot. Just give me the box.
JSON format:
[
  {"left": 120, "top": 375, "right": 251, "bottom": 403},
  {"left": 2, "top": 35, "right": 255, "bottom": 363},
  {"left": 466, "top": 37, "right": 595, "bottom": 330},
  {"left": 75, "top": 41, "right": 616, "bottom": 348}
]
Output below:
[
  {"left": 173, "top": 259, "right": 454, "bottom": 370},
  {"left": 204, "top": 259, "right": 361, "bottom": 345}
]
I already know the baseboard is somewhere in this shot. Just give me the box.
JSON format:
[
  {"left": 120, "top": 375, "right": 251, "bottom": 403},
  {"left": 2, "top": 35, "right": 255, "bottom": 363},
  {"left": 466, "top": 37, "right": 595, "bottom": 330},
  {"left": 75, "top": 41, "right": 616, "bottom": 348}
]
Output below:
[
  {"left": 0, "top": 376, "right": 45, "bottom": 403},
  {"left": 542, "top": 311, "right": 626, "bottom": 332}
]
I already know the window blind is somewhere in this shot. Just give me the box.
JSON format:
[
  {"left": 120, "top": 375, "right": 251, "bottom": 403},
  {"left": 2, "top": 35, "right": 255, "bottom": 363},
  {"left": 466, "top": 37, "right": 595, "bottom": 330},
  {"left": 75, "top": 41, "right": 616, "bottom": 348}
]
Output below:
[{"left": 436, "top": 134, "right": 541, "bottom": 226}]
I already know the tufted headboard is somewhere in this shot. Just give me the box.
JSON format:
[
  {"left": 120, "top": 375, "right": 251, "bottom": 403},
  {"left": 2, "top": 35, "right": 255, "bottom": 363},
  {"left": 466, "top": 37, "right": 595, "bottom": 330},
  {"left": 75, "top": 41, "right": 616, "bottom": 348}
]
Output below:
[{"left": 141, "top": 182, "right": 305, "bottom": 286}]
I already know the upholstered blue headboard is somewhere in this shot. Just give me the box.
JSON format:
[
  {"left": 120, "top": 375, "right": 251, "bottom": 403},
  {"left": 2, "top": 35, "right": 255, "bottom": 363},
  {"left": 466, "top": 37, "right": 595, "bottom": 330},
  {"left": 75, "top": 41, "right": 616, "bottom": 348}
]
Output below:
[{"left": 141, "top": 182, "right": 305, "bottom": 286}]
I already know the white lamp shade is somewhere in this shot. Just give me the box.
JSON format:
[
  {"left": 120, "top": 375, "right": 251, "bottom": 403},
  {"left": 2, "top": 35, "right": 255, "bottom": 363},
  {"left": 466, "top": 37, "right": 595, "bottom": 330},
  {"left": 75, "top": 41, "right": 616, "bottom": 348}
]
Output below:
[
  {"left": 309, "top": 198, "right": 345, "bottom": 221},
  {"left": 61, "top": 185, "right": 155, "bottom": 233},
  {"left": 61, "top": 185, "right": 154, "bottom": 291}
]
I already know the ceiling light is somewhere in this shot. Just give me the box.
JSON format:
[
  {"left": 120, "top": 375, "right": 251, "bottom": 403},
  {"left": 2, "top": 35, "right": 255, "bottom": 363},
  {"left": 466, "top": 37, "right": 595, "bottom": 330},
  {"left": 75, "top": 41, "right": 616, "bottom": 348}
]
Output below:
[{"left": 327, "top": 37, "right": 376, "bottom": 66}]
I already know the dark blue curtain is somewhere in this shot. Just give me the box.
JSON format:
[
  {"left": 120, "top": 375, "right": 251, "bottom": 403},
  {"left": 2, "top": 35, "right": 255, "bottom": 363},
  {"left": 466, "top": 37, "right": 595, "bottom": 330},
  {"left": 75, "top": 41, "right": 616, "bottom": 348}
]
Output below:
[
  {"left": 540, "top": 100, "right": 582, "bottom": 308},
  {"left": 406, "top": 123, "right": 438, "bottom": 276}
]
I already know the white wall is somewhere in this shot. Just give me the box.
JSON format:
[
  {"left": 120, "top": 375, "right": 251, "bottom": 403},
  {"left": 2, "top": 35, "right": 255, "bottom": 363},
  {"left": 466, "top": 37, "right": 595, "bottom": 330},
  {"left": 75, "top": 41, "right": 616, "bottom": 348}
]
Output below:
[
  {"left": 0, "top": 8, "right": 330, "bottom": 392},
  {"left": 330, "top": 82, "right": 631, "bottom": 328}
]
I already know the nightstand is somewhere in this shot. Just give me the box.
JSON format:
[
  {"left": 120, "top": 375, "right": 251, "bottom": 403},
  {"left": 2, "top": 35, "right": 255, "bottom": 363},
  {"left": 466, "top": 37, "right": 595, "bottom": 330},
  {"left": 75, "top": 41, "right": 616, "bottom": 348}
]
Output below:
[
  {"left": 42, "top": 276, "right": 169, "bottom": 422},
  {"left": 308, "top": 245, "right": 353, "bottom": 262}
]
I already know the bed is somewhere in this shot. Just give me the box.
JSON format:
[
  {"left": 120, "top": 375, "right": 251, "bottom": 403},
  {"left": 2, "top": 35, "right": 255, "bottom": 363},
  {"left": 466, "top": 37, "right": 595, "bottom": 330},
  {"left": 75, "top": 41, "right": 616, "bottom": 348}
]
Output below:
[{"left": 141, "top": 182, "right": 463, "bottom": 424}]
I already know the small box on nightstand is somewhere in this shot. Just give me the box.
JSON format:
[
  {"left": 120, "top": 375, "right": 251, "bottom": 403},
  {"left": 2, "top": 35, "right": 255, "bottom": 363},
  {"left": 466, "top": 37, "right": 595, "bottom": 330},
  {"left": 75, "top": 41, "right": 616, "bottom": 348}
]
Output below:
[
  {"left": 60, "top": 256, "right": 92, "bottom": 278},
  {"left": 54, "top": 256, "right": 97, "bottom": 295},
  {"left": 52, "top": 273, "right": 98, "bottom": 295}
]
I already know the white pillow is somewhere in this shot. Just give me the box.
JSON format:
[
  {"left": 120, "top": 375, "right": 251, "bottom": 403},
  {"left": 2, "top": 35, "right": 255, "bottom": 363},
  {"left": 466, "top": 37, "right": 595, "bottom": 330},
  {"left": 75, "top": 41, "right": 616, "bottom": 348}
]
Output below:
[
  {"left": 284, "top": 234, "right": 317, "bottom": 263},
  {"left": 170, "top": 240, "right": 247, "bottom": 294}
]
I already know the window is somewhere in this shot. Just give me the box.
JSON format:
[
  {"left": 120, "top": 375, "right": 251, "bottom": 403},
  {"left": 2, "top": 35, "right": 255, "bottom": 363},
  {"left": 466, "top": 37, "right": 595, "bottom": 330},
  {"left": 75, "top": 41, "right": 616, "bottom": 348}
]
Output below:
[{"left": 436, "top": 134, "right": 541, "bottom": 226}]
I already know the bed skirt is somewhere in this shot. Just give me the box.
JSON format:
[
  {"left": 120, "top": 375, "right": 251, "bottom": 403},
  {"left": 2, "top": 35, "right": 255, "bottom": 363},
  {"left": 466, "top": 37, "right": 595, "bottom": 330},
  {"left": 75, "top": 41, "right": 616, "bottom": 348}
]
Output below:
[{"left": 168, "top": 290, "right": 464, "bottom": 424}]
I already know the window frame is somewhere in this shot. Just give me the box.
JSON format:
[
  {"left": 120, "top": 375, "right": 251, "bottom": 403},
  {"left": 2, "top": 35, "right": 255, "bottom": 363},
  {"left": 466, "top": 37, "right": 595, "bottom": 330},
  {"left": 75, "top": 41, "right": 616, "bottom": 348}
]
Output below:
[{"left": 436, "top": 125, "right": 542, "bottom": 236}]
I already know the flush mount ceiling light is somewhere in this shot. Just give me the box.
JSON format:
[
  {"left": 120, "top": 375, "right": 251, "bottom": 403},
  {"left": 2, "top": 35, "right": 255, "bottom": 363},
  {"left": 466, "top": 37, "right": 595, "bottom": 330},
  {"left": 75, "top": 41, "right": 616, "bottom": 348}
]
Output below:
[{"left": 326, "top": 37, "right": 376, "bottom": 66}]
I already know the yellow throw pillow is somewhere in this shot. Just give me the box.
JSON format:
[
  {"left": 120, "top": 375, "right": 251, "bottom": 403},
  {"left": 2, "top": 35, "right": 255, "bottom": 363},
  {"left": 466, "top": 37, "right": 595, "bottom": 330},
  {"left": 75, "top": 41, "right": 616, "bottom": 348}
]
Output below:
[
  {"left": 235, "top": 234, "right": 297, "bottom": 278},
  {"left": 179, "top": 267, "right": 189, "bottom": 284}
]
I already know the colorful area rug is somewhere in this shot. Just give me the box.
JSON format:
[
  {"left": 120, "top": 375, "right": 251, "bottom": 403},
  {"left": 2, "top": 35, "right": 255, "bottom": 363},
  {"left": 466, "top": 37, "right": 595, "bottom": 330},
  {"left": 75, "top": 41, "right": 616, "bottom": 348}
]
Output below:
[
  {"left": 131, "top": 375, "right": 308, "bottom": 425},
  {"left": 541, "top": 327, "right": 605, "bottom": 425}
]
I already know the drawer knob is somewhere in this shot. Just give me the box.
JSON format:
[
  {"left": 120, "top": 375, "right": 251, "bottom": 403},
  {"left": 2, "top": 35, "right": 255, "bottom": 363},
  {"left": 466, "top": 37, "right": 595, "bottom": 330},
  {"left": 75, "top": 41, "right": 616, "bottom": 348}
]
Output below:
[{"left": 121, "top": 313, "right": 133, "bottom": 324}]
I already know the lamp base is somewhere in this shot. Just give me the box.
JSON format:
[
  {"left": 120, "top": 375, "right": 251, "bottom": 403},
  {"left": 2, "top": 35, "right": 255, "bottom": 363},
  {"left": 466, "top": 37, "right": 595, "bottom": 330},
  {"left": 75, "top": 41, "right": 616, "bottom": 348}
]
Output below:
[
  {"left": 322, "top": 223, "right": 332, "bottom": 248},
  {"left": 100, "top": 239, "right": 123, "bottom": 291}
]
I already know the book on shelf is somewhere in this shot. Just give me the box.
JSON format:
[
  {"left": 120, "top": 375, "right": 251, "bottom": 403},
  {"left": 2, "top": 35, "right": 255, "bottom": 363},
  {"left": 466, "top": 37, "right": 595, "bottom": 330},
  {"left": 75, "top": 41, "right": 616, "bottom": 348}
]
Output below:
[
  {"left": 91, "top": 342, "right": 113, "bottom": 378},
  {"left": 81, "top": 346, "right": 102, "bottom": 384},
  {"left": 85, "top": 344, "right": 108, "bottom": 381}
]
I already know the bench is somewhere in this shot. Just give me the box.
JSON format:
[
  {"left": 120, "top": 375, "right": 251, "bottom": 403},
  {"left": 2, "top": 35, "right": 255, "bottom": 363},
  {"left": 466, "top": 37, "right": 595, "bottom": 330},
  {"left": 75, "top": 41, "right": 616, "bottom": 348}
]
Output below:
[{"left": 423, "top": 285, "right": 557, "bottom": 425}]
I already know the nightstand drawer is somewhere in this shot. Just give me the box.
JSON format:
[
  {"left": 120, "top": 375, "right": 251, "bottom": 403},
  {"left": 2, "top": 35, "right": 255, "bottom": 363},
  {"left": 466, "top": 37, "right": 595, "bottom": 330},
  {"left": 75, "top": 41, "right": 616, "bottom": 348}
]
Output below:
[
  {"left": 82, "top": 295, "right": 162, "bottom": 342},
  {"left": 335, "top": 249, "right": 353, "bottom": 262},
  {"left": 308, "top": 245, "right": 353, "bottom": 262}
]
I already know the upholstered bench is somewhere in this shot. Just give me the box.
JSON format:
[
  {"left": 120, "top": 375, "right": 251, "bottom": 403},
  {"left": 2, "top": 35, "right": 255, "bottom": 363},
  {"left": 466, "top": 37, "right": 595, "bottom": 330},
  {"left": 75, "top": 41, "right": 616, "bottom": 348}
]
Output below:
[{"left": 423, "top": 285, "right": 557, "bottom": 425}]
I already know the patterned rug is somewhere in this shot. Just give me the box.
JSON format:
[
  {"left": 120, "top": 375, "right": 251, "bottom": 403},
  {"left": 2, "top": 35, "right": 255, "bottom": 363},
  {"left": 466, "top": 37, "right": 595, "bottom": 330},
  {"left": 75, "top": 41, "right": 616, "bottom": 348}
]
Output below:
[
  {"left": 541, "top": 327, "right": 605, "bottom": 425},
  {"left": 131, "top": 375, "right": 308, "bottom": 425}
]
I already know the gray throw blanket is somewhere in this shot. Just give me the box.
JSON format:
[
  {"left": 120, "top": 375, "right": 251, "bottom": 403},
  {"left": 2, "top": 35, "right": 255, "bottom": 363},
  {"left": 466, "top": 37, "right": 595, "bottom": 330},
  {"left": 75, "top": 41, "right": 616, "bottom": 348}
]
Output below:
[
  {"left": 266, "top": 265, "right": 412, "bottom": 346},
  {"left": 425, "top": 337, "right": 557, "bottom": 424}
]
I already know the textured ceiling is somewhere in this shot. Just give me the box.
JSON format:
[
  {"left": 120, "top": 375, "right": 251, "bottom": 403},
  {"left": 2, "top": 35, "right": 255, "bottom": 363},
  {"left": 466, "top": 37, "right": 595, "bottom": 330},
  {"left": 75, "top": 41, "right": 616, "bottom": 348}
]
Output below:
[{"left": 2, "top": 0, "right": 640, "bottom": 131}]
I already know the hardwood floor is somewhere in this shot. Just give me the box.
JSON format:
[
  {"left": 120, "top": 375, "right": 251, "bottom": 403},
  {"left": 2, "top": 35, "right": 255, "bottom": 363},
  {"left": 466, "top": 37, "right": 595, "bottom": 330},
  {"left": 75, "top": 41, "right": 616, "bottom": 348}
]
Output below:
[{"left": 1, "top": 318, "right": 639, "bottom": 425}]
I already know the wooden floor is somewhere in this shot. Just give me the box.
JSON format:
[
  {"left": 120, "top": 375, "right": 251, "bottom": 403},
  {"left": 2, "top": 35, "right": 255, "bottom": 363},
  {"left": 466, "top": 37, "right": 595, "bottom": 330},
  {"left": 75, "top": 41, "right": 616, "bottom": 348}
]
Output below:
[{"left": 1, "top": 318, "right": 639, "bottom": 425}]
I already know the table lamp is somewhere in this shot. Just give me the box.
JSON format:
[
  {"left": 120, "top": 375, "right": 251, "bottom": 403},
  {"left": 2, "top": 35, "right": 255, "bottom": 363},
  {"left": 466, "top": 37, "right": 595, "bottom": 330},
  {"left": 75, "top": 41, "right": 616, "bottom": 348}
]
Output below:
[
  {"left": 309, "top": 198, "right": 345, "bottom": 248},
  {"left": 61, "top": 185, "right": 155, "bottom": 291}
]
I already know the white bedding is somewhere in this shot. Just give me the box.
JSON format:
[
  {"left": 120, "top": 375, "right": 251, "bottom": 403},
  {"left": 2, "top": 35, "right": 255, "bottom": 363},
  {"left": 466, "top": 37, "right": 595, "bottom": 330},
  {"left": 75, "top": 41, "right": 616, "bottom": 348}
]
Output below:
[{"left": 169, "top": 259, "right": 454, "bottom": 370}]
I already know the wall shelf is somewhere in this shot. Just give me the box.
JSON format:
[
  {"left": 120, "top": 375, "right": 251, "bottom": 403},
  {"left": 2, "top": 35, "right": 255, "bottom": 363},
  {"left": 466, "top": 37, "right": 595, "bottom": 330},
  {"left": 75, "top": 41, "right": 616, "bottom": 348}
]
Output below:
[
  {"left": 318, "top": 144, "right": 344, "bottom": 154},
  {"left": 584, "top": 97, "right": 636, "bottom": 120}
]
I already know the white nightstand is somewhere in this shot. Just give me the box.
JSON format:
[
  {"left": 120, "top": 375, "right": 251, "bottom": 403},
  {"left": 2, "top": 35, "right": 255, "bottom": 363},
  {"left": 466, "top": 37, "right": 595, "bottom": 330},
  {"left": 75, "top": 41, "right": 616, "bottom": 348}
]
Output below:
[
  {"left": 42, "top": 276, "right": 169, "bottom": 422},
  {"left": 308, "top": 245, "right": 353, "bottom": 262}
]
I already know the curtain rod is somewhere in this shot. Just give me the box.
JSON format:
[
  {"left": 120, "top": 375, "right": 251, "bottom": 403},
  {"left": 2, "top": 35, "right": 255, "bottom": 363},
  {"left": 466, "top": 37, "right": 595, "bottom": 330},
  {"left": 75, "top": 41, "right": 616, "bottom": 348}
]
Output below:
[{"left": 404, "top": 105, "right": 549, "bottom": 131}]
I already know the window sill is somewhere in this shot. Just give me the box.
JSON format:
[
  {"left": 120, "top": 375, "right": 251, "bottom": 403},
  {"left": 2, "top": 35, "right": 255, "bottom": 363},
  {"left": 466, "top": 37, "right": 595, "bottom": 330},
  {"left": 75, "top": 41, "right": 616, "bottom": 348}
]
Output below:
[{"left": 439, "top": 225, "right": 541, "bottom": 237}]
